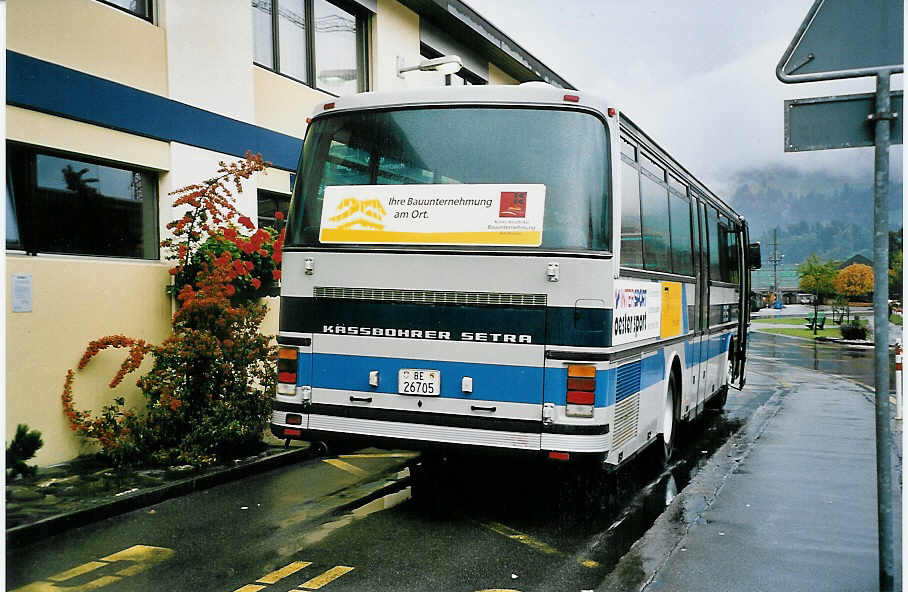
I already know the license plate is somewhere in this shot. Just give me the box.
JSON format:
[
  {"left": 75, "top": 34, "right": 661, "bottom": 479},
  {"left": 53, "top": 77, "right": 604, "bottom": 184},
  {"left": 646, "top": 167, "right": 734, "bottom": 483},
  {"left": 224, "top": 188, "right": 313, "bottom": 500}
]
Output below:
[{"left": 398, "top": 369, "right": 441, "bottom": 396}]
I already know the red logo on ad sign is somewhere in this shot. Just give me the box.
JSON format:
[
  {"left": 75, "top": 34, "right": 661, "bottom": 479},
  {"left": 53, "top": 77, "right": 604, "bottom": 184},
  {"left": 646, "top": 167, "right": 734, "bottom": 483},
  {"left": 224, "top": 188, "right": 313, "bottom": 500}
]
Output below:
[{"left": 499, "top": 192, "right": 527, "bottom": 218}]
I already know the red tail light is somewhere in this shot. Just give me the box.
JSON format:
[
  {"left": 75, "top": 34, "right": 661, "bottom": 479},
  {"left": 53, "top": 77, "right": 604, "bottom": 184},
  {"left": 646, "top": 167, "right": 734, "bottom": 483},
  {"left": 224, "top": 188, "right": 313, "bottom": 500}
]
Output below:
[
  {"left": 567, "top": 391, "right": 594, "bottom": 405},
  {"left": 278, "top": 348, "right": 298, "bottom": 384},
  {"left": 566, "top": 365, "right": 595, "bottom": 417}
]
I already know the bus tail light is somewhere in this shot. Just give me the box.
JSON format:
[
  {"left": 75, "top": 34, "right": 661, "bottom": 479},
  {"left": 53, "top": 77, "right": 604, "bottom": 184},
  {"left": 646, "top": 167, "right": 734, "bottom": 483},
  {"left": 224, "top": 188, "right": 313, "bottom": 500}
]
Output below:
[
  {"left": 548, "top": 451, "right": 570, "bottom": 461},
  {"left": 566, "top": 365, "right": 595, "bottom": 417},
  {"left": 277, "top": 347, "right": 298, "bottom": 395}
]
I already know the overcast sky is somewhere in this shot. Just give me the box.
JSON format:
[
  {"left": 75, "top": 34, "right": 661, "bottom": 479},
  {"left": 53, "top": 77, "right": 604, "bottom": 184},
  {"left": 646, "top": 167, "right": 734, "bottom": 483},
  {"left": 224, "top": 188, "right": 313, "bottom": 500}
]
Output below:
[{"left": 466, "top": 0, "right": 903, "bottom": 194}]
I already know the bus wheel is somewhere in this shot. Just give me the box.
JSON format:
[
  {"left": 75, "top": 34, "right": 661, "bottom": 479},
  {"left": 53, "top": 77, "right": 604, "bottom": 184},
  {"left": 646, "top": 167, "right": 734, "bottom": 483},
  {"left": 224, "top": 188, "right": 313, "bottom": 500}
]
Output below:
[{"left": 659, "top": 372, "right": 679, "bottom": 464}]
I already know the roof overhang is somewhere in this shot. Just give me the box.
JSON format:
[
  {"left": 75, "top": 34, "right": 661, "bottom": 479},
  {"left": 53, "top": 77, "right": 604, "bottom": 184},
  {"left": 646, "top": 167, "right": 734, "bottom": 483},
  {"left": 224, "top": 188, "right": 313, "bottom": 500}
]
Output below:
[{"left": 398, "top": 0, "right": 574, "bottom": 89}]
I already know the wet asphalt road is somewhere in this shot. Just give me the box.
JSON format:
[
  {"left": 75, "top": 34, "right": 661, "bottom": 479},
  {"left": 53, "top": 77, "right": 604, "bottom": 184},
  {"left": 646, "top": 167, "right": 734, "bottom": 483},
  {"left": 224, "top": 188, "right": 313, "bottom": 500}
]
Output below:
[{"left": 6, "top": 331, "right": 896, "bottom": 592}]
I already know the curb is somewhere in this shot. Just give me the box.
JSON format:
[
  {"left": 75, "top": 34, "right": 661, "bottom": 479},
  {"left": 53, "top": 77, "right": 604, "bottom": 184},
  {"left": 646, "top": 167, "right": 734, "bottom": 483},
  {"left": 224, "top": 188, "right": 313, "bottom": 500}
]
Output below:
[{"left": 7, "top": 446, "right": 313, "bottom": 548}]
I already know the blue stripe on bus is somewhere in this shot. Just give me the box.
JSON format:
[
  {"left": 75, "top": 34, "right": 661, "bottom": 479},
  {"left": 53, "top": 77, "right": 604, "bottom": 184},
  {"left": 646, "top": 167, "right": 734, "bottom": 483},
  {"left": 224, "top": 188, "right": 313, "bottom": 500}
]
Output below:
[
  {"left": 312, "top": 353, "right": 543, "bottom": 404},
  {"left": 615, "top": 361, "right": 640, "bottom": 403},
  {"left": 297, "top": 353, "right": 312, "bottom": 386},
  {"left": 6, "top": 51, "right": 304, "bottom": 171}
]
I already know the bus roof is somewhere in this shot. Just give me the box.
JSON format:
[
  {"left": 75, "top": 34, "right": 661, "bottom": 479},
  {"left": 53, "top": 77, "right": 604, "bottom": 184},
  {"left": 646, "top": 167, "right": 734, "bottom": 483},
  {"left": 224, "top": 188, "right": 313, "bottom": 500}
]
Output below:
[{"left": 310, "top": 82, "right": 613, "bottom": 119}]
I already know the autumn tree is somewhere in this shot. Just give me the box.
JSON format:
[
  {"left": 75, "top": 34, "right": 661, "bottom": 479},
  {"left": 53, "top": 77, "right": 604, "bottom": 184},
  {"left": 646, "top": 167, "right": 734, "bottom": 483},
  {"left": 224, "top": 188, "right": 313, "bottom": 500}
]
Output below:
[
  {"left": 834, "top": 263, "right": 873, "bottom": 322},
  {"left": 797, "top": 254, "right": 838, "bottom": 332}
]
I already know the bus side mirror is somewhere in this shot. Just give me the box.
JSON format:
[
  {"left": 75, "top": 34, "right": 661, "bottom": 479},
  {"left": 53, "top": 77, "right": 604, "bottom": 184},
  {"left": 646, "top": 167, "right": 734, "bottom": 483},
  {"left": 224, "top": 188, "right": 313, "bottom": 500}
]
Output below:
[{"left": 747, "top": 242, "right": 762, "bottom": 270}]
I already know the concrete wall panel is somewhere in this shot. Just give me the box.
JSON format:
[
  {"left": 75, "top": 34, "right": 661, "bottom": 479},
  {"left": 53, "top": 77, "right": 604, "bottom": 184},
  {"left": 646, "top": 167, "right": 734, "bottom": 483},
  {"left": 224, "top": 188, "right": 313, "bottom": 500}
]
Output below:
[{"left": 160, "top": 0, "right": 255, "bottom": 122}]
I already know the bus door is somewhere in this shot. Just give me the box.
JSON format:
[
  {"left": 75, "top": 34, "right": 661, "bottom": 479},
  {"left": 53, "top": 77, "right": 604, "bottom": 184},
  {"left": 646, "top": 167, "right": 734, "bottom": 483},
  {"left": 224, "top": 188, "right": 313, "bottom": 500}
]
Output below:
[
  {"left": 732, "top": 222, "right": 751, "bottom": 388},
  {"left": 694, "top": 198, "right": 710, "bottom": 410}
]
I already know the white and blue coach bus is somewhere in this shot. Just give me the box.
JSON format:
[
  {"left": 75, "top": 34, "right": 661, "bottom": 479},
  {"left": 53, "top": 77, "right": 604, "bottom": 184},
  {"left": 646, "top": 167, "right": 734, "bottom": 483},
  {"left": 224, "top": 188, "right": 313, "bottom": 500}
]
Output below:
[{"left": 271, "top": 83, "right": 761, "bottom": 472}]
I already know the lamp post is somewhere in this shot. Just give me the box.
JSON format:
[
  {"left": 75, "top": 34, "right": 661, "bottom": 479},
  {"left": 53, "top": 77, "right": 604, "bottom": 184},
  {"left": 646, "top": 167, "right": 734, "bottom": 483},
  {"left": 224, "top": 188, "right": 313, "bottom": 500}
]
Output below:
[{"left": 397, "top": 55, "right": 463, "bottom": 78}]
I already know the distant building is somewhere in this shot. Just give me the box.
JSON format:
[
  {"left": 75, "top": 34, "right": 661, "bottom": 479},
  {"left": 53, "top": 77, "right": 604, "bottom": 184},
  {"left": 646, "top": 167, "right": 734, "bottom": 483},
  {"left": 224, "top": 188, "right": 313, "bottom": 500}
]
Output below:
[
  {"left": 838, "top": 254, "right": 873, "bottom": 269},
  {"left": 6, "top": 0, "right": 572, "bottom": 465}
]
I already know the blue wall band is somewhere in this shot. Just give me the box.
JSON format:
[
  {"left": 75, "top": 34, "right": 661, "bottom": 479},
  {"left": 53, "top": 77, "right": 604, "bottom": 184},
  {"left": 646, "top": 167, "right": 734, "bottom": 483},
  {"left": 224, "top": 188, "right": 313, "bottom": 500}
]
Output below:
[{"left": 6, "top": 51, "right": 305, "bottom": 172}]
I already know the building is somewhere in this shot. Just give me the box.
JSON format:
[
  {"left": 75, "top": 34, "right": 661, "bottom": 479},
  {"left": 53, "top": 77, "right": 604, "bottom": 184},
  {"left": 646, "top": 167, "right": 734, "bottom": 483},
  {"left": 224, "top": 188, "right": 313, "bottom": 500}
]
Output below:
[{"left": 5, "top": 0, "right": 572, "bottom": 465}]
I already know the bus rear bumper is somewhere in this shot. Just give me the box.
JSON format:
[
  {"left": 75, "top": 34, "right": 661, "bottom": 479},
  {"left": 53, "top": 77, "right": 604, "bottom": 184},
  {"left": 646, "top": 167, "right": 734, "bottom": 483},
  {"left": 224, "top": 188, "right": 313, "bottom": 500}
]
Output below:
[{"left": 271, "top": 410, "right": 610, "bottom": 462}]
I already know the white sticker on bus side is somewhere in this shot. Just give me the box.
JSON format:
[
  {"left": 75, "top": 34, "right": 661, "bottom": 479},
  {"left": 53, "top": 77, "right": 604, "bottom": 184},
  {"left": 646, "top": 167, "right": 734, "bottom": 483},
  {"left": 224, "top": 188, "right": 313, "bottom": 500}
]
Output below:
[
  {"left": 612, "top": 279, "right": 662, "bottom": 345},
  {"left": 318, "top": 184, "right": 546, "bottom": 246}
]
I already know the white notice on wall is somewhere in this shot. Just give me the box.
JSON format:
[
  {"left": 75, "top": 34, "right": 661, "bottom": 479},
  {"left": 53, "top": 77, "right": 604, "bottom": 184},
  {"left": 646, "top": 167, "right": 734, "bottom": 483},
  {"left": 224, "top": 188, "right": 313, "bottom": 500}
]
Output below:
[
  {"left": 319, "top": 184, "right": 546, "bottom": 246},
  {"left": 612, "top": 279, "right": 661, "bottom": 345},
  {"left": 12, "top": 274, "right": 33, "bottom": 313}
]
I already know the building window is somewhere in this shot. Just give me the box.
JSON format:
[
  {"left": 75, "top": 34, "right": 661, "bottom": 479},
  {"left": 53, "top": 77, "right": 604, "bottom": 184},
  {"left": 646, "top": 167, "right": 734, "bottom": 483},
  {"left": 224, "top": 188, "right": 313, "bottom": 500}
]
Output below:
[
  {"left": 252, "top": 0, "right": 368, "bottom": 95},
  {"left": 6, "top": 143, "right": 159, "bottom": 259},
  {"left": 258, "top": 190, "right": 291, "bottom": 229},
  {"left": 97, "top": 0, "right": 153, "bottom": 22}
]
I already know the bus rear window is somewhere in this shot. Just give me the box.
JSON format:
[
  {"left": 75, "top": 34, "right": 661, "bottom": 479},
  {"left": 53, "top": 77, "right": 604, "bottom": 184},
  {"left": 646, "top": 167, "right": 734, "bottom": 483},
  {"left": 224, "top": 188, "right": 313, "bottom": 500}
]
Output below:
[{"left": 286, "top": 107, "right": 610, "bottom": 251}]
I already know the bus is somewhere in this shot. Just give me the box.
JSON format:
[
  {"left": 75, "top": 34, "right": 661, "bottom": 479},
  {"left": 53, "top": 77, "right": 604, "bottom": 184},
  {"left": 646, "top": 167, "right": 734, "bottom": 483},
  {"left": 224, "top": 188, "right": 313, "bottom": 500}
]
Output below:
[{"left": 272, "top": 83, "right": 761, "bottom": 478}]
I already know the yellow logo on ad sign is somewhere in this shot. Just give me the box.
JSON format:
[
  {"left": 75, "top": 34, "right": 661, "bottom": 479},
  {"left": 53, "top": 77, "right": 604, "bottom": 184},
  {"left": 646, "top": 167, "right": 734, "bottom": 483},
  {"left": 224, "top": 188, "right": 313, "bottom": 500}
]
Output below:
[{"left": 329, "top": 197, "right": 387, "bottom": 230}]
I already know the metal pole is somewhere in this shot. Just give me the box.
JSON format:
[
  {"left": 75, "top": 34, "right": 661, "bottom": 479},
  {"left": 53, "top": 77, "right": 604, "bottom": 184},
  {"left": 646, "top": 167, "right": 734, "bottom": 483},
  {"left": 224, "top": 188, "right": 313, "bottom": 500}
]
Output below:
[{"left": 871, "top": 71, "right": 894, "bottom": 592}]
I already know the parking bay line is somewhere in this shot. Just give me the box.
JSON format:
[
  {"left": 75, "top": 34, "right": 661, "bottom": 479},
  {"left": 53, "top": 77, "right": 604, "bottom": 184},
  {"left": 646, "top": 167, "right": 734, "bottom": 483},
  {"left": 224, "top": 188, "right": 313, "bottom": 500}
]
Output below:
[
  {"left": 321, "top": 458, "right": 369, "bottom": 477},
  {"left": 296, "top": 566, "right": 355, "bottom": 590},
  {"left": 12, "top": 545, "right": 174, "bottom": 592},
  {"left": 479, "top": 521, "right": 600, "bottom": 569},
  {"left": 256, "top": 562, "right": 312, "bottom": 584}
]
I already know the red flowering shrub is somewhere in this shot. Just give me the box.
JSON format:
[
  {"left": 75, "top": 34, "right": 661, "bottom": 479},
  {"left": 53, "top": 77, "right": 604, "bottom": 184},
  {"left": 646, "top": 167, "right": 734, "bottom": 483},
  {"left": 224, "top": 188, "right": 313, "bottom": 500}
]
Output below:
[{"left": 62, "top": 154, "right": 280, "bottom": 467}]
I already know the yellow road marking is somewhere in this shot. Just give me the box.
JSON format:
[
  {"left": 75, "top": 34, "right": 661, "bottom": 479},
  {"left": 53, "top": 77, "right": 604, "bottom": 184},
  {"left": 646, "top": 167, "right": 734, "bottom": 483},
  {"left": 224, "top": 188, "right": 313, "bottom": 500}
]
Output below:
[
  {"left": 46, "top": 562, "right": 108, "bottom": 582},
  {"left": 322, "top": 459, "right": 369, "bottom": 477},
  {"left": 298, "top": 566, "right": 355, "bottom": 589},
  {"left": 482, "top": 522, "right": 559, "bottom": 555},
  {"left": 233, "top": 586, "right": 266, "bottom": 592},
  {"left": 338, "top": 452, "right": 419, "bottom": 459},
  {"left": 480, "top": 521, "right": 600, "bottom": 569},
  {"left": 12, "top": 545, "right": 174, "bottom": 592},
  {"left": 257, "top": 561, "right": 312, "bottom": 584}
]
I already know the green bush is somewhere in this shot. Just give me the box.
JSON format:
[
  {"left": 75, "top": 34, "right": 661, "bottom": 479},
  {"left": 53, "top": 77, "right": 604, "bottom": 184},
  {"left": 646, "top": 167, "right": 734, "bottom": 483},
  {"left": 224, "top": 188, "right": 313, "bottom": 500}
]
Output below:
[
  {"left": 7, "top": 424, "right": 43, "bottom": 479},
  {"left": 840, "top": 319, "right": 869, "bottom": 340}
]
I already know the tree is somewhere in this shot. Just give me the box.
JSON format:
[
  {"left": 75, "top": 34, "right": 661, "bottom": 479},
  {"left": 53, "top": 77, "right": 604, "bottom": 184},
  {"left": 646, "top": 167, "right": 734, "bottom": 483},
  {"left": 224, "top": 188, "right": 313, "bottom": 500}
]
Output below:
[
  {"left": 835, "top": 263, "right": 873, "bottom": 322},
  {"left": 797, "top": 254, "right": 838, "bottom": 333}
]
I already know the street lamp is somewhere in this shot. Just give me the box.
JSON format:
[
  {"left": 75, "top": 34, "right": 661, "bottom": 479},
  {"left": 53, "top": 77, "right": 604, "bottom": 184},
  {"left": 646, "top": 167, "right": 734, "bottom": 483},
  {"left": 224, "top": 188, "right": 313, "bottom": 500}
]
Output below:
[{"left": 397, "top": 55, "right": 463, "bottom": 78}]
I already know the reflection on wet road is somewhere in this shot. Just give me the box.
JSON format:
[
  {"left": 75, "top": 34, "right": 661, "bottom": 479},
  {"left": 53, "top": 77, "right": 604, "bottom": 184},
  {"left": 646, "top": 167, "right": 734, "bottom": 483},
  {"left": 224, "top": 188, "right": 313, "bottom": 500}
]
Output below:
[{"left": 749, "top": 330, "right": 896, "bottom": 391}]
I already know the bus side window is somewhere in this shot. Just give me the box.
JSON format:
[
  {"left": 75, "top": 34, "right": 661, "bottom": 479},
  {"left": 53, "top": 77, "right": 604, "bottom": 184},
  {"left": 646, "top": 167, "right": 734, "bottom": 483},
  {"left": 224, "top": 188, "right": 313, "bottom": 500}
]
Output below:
[
  {"left": 707, "top": 205, "right": 721, "bottom": 283},
  {"left": 620, "top": 147, "right": 643, "bottom": 268},
  {"left": 727, "top": 223, "right": 740, "bottom": 285},
  {"left": 639, "top": 153, "right": 671, "bottom": 273},
  {"left": 669, "top": 191, "right": 693, "bottom": 276}
]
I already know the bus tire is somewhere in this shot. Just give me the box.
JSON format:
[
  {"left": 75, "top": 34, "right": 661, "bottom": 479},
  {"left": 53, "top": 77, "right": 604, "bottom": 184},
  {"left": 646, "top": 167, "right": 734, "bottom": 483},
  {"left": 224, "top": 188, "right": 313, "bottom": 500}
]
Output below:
[{"left": 659, "top": 371, "right": 679, "bottom": 465}]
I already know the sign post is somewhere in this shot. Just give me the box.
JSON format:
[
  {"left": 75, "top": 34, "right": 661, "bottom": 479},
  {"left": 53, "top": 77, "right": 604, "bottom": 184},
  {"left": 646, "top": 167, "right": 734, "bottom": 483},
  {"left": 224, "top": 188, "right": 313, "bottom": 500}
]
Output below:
[{"left": 777, "top": 1, "right": 902, "bottom": 589}]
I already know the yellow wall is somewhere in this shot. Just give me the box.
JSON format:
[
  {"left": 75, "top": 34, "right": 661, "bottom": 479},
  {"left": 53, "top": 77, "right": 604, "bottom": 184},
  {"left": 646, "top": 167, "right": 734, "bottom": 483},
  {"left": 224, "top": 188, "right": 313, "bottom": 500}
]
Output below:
[
  {"left": 6, "top": 106, "right": 171, "bottom": 171},
  {"left": 489, "top": 63, "right": 519, "bottom": 85},
  {"left": 254, "top": 67, "right": 329, "bottom": 141},
  {"left": 7, "top": 0, "right": 168, "bottom": 96},
  {"left": 6, "top": 256, "right": 173, "bottom": 466}
]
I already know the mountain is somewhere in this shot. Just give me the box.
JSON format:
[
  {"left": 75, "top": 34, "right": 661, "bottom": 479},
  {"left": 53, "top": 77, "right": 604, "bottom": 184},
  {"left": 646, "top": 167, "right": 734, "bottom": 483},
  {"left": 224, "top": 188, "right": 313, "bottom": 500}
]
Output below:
[{"left": 724, "top": 165, "right": 902, "bottom": 264}]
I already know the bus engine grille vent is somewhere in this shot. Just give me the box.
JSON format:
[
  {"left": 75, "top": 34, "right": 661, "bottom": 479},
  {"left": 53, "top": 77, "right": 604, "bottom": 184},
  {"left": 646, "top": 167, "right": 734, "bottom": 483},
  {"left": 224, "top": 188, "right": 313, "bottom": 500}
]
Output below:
[
  {"left": 314, "top": 287, "right": 547, "bottom": 307},
  {"left": 612, "top": 361, "right": 641, "bottom": 449}
]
